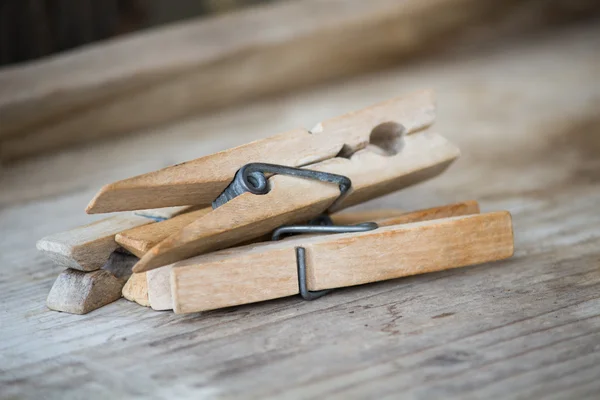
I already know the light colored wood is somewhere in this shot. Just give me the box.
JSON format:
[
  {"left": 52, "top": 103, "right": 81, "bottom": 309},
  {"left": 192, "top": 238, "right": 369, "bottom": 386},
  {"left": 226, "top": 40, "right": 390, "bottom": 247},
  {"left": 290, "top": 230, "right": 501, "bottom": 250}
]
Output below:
[
  {"left": 146, "top": 201, "right": 482, "bottom": 311},
  {"left": 122, "top": 272, "right": 149, "bottom": 307},
  {"left": 330, "top": 209, "right": 408, "bottom": 225},
  {"left": 86, "top": 129, "right": 336, "bottom": 213},
  {"left": 173, "top": 248, "right": 299, "bottom": 314},
  {"left": 171, "top": 212, "right": 513, "bottom": 313},
  {"left": 116, "top": 208, "right": 212, "bottom": 257},
  {"left": 133, "top": 130, "right": 459, "bottom": 272},
  {"left": 368, "top": 199, "right": 480, "bottom": 227},
  {"left": 308, "top": 211, "right": 513, "bottom": 290},
  {"left": 49, "top": 200, "right": 476, "bottom": 314},
  {"left": 116, "top": 207, "right": 405, "bottom": 258},
  {"left": 147, "top": 266, "right": 173, "bottom": 311},
  {"left": 46, "top": 269, "right": 125, "bottom": 314},
  {"left": 36, "top": 214, "right": 151, "bottom": 272},
  {"left": 3, "top": 24, "right": 600, "bottom": 399},
  {"left": 3, "top": 1, "right": 593, "bottom": 162},
  {"left": 46, "top": 251, "right": 137, "bottom": 314},
  {"left": 36, "top": 206, "right": 189, "bottom": 271},
  {"left": 329, "top": 131, "right": 460, "bottom": 212},
  {"left": 118, "top": 200, "right": 477, "bottom": 259},
  {"left": 85, "top": 90, "right": 435, "bottom": 213}
]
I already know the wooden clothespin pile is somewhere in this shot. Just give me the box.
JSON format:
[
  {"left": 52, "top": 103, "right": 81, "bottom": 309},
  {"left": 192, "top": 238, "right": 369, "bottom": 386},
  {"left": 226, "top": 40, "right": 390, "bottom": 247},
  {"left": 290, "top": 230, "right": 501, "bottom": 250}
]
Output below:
[{"left": 37, "top": 90, "right": 514, "bottom": 315}]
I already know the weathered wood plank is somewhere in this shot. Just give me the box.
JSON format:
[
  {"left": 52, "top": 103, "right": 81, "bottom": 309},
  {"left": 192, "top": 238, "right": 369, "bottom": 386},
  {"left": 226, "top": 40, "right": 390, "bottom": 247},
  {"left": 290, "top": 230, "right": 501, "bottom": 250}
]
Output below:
[
  {"left": 46, "top": 251, "right": 138, "bottom": 314},
  {"left": 2, "top": 0, "right": 599, "bottom": 161},
  {"left": 36, "top": 213, "right": 150, "bottom": 271},
  {"left": 1, "top": 22, "right": 599, "bottom": 400},
  {"left": 46, "top": 269, "right": 125, "bottom": 315}
]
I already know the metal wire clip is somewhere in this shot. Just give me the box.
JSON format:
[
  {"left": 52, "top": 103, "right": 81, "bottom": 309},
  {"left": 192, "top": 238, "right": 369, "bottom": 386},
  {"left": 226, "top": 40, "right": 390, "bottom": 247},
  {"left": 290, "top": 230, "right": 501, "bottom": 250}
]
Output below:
[
  {"left": 212, "top": 163, "right": 352, "bottom": 209},
  {"left": 214, "top": 162, "right": 375, "bottom": 299},
  {"left": 272, "top": 219, "right": 379, "bottom": 300}
]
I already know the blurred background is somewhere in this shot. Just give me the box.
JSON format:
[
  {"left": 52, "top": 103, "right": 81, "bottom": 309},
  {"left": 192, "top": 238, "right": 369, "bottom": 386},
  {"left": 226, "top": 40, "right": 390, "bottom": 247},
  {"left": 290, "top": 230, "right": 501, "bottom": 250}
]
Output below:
[
  {"left": 0, "top": 0, "right": 599, "bottom": 176},
  {"left": 1, "top": 0, "right": 276, "bottom": 66},
  {"left": 2, "top": 0, "right": 600, "bottom": 65}
]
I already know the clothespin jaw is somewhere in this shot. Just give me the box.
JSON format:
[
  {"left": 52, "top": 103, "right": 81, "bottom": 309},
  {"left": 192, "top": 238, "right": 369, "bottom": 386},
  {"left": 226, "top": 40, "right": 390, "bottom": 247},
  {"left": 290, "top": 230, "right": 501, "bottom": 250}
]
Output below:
[
  {"left": 170, "top": 211, "right": 514, "bottom": 314},
  {"left": 86, "top": 90, "right": 437, "bottom": 214}
]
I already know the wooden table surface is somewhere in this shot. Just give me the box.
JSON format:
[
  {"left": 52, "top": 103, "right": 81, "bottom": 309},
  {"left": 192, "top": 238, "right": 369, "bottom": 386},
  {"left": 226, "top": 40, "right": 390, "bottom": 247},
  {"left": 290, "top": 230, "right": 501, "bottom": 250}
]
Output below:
[{"left": 1, "top": 23, "right": 600, "bottom": 399}]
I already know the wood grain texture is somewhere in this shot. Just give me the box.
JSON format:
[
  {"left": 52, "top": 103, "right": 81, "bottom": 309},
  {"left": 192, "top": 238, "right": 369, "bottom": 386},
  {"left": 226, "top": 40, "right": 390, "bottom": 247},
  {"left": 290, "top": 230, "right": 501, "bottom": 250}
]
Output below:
[
  {"left": 330, "top": 200, "right": 479, "bottom": 227},
  {"left": 117, "top": 205, "right": 415, "bottom": 259},
  {"left": 147, "top": 201, "right": 481, "bottom": 312},
  {"left": 85, "top": 129, "right": 339, "bottom": 213},
  {"left": 330, "top": 209, "right": 408, "bottom": 225},
  {"left": 36, "top": 206, "right": 189, "bottom": 271},
  {"left": 46, "top": 250, "right": 138, "bottom": 315},
  {"left": 133, "top": 130, "right": 459, "bottom": 272},
  {"left": 122, "top": 272, "right": 149, "bottom": 307},
  {"left": 86, "top": 90, "right": 435, "bottom": 213},
  {"left": 116, "top": 207, "right": 212, "bottom": 257},
  {"left": 2, "top": 23, "right": 600, "bottom": 399},
  {"left": 369, "top": 200, "right": 480, "bottom": 227},
  {"left": 36, "top": 214, "right": 150, "bottom": 271},
  {"left": 3, "top": 0, "right": 597, "bottom": 161},
  {"left": 307, "top": 212, "right": 513, "bottom": 290},
  {"left": 173, "top": 247, "right": 299, "bottom": 314},
  {"left": 171, "top": 212, "right": 513, "bottom": 313},
  {"left": 46, "top": 269, "right": 125, "bottom": 314}
]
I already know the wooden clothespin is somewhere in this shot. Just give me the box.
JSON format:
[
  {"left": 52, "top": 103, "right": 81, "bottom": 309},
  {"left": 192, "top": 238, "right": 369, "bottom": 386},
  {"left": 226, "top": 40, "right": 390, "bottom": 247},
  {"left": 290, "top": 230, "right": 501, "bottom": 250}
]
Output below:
[
  {"left": 139, "top": 203, "right": 513, "bottom": 314},
  {"left": 134, "top": 201, "right": 483, "bottom": 311},
  {"left": 37, "top": 90, "right": 516, "bottom": 315},
  {"left": 85, "top": 90, "right": 437, "bottom": 213},
  {"left": 37, "top": 206, "right": 191, "bottom": 271},
  {"left": 85, "top": 90, "right": 461, "bottom": 272},
  {"left": 40, "top": 202, "right": 479, "bottom": 313},
  {"left": 37, "top": 206, "right": 191, "bottom": 314}
]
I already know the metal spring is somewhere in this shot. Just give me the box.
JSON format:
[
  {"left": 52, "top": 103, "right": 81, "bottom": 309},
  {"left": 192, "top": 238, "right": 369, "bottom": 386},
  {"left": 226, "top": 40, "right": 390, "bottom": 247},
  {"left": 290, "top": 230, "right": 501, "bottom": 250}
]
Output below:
[
  {"left": 272, "top": 219, "right": 379, "bottom": 300},
  {"left": 212, "top": 163, "right": 352, "bottom": 209},
  {"left": 213, "top": 162, "right": 374, "bottom": 300}
]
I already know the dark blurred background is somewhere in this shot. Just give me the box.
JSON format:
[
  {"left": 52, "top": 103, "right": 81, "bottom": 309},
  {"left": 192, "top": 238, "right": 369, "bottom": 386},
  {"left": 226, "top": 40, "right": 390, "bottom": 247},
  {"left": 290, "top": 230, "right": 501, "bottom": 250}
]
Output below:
[
  {"left": 0, "top": 0, "right": 275, "bottom": 66},
  {"left": 3, "top": 0, "right": 600, "bottom": 67}
]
